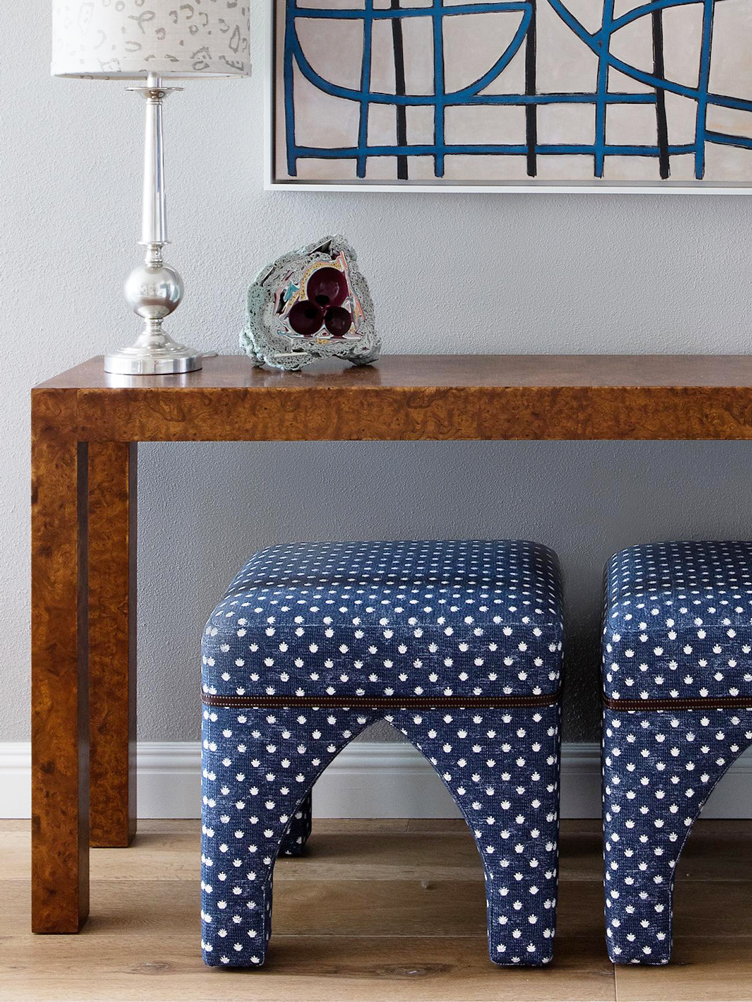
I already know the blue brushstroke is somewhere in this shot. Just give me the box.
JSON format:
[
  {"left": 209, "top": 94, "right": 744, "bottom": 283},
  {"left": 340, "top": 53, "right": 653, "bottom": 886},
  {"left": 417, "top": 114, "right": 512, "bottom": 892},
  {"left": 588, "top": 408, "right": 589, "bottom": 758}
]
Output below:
[
  {"left": 706, "top": 130, "right": 752, "bottom": 151},
  {"left": 595, "top": 0, "right": 615, "bottom": 177},
  {"left": 695, "top": 0, "right": 715, "bottom": 178},
  {"left": 433, "top": 0, "right": 446, "bottom": 176},
  {"left": 357, "top": 0, "right": 374, "bottom": 177},
  {"left": 284, "top": 0, "right": 297, "bottom": 176},
  {"left": 294, "top": 142, "right": 697, "bottom": 156}
]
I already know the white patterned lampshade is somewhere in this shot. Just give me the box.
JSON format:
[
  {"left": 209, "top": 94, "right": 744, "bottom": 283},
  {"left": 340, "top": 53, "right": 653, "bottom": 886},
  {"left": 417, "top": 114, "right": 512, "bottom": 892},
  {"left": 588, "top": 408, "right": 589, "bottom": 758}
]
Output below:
[{"left": 52, "top": 0, "right": 251, "bottom": 79}]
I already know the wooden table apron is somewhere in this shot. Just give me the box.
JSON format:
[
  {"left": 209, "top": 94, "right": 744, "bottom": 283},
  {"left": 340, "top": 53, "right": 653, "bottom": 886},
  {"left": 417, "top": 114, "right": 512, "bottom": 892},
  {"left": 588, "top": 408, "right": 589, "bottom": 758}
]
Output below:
[{"left": 30, "top": 354, "right": 752, "bottom": 933}]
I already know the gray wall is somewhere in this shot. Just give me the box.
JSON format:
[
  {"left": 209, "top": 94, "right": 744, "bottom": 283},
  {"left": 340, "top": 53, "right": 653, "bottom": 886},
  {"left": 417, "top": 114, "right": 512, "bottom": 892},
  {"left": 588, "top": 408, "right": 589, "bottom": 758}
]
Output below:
[{"left": 3, "top": 2, "right": 752, "bottom": 744}]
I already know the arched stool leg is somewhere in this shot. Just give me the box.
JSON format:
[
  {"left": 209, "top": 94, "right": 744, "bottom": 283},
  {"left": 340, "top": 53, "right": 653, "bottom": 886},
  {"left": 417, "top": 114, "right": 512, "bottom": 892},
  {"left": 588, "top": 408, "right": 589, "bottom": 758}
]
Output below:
[
  {"left": 603, "top": 707, "right": 752, "bottom": 965},
  {"left": 280, "top": 791, "right": 312, "bottom": 857},
  {"left": 201, "top": 705, "right": 379, "bottom": 967},
  {"left": 390, "top": 704, "right": 562, "bottom": 966}
]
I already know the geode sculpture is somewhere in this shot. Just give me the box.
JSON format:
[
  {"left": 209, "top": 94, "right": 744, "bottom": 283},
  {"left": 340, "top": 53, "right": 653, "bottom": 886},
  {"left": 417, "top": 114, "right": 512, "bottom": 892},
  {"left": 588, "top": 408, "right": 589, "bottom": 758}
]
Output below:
[{"left": 241, "top": 236, "right": 380, "bottom": 370}]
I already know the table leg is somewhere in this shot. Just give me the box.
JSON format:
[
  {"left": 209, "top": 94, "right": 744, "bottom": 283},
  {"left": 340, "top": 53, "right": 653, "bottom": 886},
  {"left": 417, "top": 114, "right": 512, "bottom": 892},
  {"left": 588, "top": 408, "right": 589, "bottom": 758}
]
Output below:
[
  {"left": 89, "top": 443, "right": 137, "bottom": 848},
  {"left": 31, "top": 392, "right": 89, "bottom": 933}
]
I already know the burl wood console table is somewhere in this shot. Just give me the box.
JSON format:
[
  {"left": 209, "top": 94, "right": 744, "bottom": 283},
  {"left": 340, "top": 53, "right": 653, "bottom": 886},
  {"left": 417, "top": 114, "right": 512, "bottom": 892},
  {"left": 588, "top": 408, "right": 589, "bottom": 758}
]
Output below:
[{"left": 31, "top": 353, "right": 752, "bottom": 933}]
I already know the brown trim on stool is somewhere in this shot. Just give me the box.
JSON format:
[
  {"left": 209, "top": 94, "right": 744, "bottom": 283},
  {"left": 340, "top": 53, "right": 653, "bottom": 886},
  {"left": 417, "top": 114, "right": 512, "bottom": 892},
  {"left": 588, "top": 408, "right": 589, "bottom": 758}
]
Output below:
[
  {"left": 201, "top": 688, "right": 563, "bottom": 710},
  {"left": 603, "top": 694, "right": 752, "bottom": 712}
]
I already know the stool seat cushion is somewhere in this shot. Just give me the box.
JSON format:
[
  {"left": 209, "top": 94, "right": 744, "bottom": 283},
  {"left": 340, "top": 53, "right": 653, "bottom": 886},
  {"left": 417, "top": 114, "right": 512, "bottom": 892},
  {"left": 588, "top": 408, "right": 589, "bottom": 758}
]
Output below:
[
  {"left": 603, "top": 541, "right": 752, "bottom": 703},
  {"left": 202, "top": 539, "right": 563, "bottom": 700}
]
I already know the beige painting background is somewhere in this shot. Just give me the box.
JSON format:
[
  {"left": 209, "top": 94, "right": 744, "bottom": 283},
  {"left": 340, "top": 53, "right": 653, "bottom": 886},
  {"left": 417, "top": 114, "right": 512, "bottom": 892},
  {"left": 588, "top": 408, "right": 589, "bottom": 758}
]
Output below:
[{"left": 273, "top": 0, "right": 752, "bottom": 184}]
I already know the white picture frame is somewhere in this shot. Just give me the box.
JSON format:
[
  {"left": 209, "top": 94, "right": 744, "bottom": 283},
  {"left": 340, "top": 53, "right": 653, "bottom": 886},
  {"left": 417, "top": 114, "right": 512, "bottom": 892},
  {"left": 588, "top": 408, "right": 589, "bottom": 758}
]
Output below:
[{"left": 264, "top": 0, "right": 752, "bottom": 194}]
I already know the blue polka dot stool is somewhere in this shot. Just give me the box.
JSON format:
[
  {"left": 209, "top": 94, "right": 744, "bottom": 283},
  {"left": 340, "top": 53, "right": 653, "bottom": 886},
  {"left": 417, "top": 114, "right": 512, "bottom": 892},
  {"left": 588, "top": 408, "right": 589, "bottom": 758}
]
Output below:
[
  {"left": 602, "top": 541, "right": 752, "bottom": 965},
  {"left": 201, "top": 539, "right": 564, "bottom": 968}
]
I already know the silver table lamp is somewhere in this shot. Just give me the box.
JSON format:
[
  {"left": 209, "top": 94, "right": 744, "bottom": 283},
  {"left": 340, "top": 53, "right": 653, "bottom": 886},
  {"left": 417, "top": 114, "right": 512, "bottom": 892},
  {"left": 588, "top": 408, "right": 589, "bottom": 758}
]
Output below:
[{"left": 52, "top": 2, "right": 251, "bottom": 374}]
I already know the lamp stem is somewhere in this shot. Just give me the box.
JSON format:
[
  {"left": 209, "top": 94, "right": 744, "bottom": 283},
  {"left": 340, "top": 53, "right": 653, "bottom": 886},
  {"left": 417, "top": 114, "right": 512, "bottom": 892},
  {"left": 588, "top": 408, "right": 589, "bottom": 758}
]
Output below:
[
  {"left": 142, "top": 72, "right": 167, "bottom": 250},
  {"left": 103, "top": 74, "right": 203, "bottom": 375}
]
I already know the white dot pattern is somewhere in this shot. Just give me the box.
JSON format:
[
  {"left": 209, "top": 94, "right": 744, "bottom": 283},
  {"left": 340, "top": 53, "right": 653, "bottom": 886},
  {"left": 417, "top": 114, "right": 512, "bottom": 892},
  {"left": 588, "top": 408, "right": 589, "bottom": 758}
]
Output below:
[
  {"left": 200, "top": 539, "right": 565, "bottom": 968},
  {"left": 203, "top": 539, "right": 563, "bottom": 701},
  {"left": 603, "top": 708, "right": 752, "bottom": 964},
  {"left": 201, "top": 704, "right": 561, "bottom": 967},
  {"left": 603, "top": 541, "right": 752, "bottom": 703},
  {"left": 602, "top": 542, "right": 752, "bottom": 965}
]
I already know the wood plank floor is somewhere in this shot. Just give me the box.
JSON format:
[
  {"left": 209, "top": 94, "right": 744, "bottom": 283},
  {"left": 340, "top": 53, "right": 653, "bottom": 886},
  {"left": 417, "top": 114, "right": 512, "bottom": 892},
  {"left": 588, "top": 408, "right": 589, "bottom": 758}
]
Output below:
[{"left": 2, "top": 819, "right": 751, "bottom": 1002}]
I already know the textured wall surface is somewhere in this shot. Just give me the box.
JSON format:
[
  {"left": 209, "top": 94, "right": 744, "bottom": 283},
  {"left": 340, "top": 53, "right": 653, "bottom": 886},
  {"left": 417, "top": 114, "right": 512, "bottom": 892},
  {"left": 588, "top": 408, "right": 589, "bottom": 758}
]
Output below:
[{"left": 3, "top": 2, "right": 752, "bottom": 744}]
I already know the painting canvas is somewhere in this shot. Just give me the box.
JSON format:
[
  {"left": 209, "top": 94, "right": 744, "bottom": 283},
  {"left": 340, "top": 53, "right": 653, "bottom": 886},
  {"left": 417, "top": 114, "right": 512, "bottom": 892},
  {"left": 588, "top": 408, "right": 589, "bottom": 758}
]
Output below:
[{"left": 269, "top": 0, "right": 752, "bottom": 189}]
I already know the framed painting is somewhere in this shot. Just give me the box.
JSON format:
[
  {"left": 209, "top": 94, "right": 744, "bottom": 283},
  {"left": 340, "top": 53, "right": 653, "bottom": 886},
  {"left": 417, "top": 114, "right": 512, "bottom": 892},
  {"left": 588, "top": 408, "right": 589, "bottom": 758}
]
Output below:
[{"left": 266, "top": 0, "right": 752, "bottom": 192}]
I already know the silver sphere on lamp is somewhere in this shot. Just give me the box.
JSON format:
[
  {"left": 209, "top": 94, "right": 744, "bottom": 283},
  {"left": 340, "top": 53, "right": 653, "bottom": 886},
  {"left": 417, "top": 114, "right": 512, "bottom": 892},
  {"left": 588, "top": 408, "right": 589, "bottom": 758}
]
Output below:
[
  {"left": 124, "top": 257, "right": 184, "bottom": 324},
  {"left": 112, "top": 243, "right": 193, "bottom": 373}
]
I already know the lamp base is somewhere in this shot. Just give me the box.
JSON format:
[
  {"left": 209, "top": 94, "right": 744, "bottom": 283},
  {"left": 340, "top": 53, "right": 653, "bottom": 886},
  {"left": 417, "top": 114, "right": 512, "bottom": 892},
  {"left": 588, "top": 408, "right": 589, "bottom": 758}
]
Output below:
[{"left": 103, "top": 340, "right": 203, "bottom": 375}]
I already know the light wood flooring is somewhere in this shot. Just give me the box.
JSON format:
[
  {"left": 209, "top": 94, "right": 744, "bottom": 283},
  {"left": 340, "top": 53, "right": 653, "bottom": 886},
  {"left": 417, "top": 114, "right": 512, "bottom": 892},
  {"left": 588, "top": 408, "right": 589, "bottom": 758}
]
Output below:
[{"left": 2, "top": 819, "right": 751, "bottom": 1002}]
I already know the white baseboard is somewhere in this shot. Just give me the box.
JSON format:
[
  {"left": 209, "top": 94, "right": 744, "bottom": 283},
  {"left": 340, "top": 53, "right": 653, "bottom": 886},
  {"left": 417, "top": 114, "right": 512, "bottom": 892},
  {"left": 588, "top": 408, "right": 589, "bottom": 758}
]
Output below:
[{"left": 3, "top": 741, "right": 751, "bottom": 819}]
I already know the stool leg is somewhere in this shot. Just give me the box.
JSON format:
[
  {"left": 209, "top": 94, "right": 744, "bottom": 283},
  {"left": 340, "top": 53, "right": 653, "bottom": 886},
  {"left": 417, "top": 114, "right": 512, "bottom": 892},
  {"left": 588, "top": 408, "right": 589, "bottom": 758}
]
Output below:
[
  {"left": 280, "top": 791, "right": 312, "bottom": 856},
  {"left": 390, "top": 704, "right": 562, "bottom": 966},
  {"left": 603, "top": 708, "right": 752, "bottom": 965},
  {"left": 200, "top": 705, "right": 378, "bottom": 967}
]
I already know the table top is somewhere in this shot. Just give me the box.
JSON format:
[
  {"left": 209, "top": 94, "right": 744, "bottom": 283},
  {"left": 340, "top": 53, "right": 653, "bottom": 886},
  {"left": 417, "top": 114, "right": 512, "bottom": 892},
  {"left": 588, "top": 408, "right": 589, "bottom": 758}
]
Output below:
[
  {"left": 37, "top": 353, "right": 752, "bottom": 390},
  {"left": 33, "top": 354, "right": 752, "bottom": 441}
]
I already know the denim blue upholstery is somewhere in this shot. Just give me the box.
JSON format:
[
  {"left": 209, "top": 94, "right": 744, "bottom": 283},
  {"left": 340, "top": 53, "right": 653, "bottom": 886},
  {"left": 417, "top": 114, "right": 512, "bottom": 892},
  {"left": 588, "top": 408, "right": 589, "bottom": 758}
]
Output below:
[
  {"left": 201, "top": 702, "right": 562, "bottom": 967},
  {"left": 202, "top": 539, "right": 563, "bottom": 700},
  {"left": 201, "top": 539, "right": 564, "bottom": 968},
  {"left": 603, "top": 706, "right": 752, "bottom": 964},
  {"left": 603, "top": 540, "right": 752, "bottom": 703},
  {"left": 602, "top": 542, "right": 752, "bottom": 965}
]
